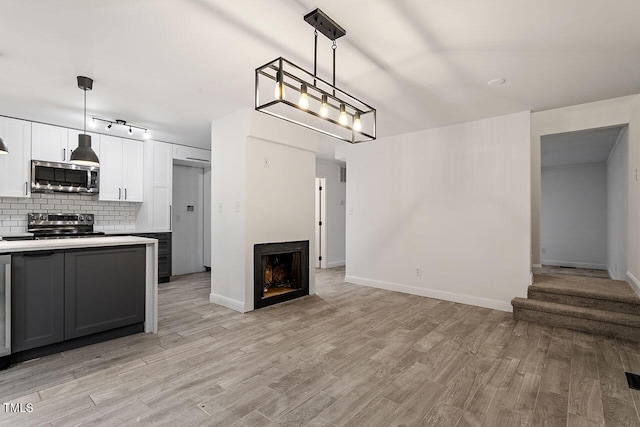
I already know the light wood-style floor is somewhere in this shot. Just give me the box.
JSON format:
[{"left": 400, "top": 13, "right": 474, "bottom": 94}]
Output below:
[{"left": 1, "top": 268, "right": 639, "bottom": 426}]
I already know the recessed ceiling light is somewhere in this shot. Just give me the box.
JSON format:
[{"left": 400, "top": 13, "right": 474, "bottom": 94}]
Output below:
[{"left": 488, "top": 78, "right": 506, "bottom": 86}]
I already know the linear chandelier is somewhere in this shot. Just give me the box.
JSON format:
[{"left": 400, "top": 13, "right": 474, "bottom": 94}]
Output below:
[
  {"left": 255, "top": 8, "right": 376, "bottom": 144},
  {"left": 90, "top": 117, "right": 150, "bottom": 139}
]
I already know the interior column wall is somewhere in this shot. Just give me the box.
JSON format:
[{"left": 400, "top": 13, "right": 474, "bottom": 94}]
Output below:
[{"left": 607, "top": 127, "right": 628, "bottom": 280}]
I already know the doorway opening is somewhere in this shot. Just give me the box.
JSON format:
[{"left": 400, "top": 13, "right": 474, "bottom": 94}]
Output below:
[
  {"left": 172, "top": 164, "right": 210, "bottom": 276},
  {"left": 315, "top": 177, "right": 327, "bottom": 268},
  {"left": 539, "top": 125, "right": 628, "bottom": 280}
]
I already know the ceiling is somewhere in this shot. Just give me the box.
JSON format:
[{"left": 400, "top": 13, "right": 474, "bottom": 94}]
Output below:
[
  {"left": 541, "top": 125, "right": 626, "bottom": 168},
  {"left": 1, "top": 0, "right": 640, "bottom": 150}
]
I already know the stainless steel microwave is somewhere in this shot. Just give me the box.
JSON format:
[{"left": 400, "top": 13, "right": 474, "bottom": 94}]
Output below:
[{"left": 31, "top": 160, "right": 99, "bottom": 194}]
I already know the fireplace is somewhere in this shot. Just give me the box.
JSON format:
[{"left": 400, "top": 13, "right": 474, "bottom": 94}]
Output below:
[{"left": 254, "top": 240, "right": 309, "bottom": 309}]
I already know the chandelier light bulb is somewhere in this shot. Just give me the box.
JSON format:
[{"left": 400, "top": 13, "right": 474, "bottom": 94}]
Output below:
[
  {"left": 339, "top": 103, "right": 348, "bottom": 126},
  {"left": 143, "top": 130, "right": 150, "bottom": 140},
  {"left": 89, "top": 117, "right": 96, "bottom": 128},
  {"left": 320, "top": 94, "right": 329, "bottom": 118},
  {"left": 274, "top": 71, "right": 285, "bottom": 100},
  {"left": 128, "top": 126, "right": 133, "bottom": 135},
  {"left": 298, "top": 84, "right": 309, "bottom": 109},
  {"left": 105, "top": 123, "right": 112, "bottom": 131},
  {"left": 353, "top": 112, "right": 362, "bottom": 132}
]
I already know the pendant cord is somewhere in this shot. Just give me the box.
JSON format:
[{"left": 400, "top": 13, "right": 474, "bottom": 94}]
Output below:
[
  {"left": 313, "top": 29, "right": 318, "bottom": 86},
  {"left": 332, "top": 40, "right": 337, "bottom": 96},
  {"left": 83, "top": 89, "right": 86, "bottom": 134}
]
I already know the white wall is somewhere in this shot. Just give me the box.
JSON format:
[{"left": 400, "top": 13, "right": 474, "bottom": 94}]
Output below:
[
  {"left": 315, "top": 159, "right": 346, "bottom": 267},
  {"left": 607, "top": 127, "right": 628, "bottom": 280},
  {"left": 339, "top": 111, "right": 531, "bottom": 312},
  {"left": 541, "top": 163, "right": 607, "bottom": 269},
  {"left": 211, "top": 109, "right": 319, "bottom": 312},
  {"left": 531, "top": 95, "right": 636, "bottom": 266},
  {"left": 210, "top": 109, "right": 249, "bottom": 311},
  {"left": 627, "top": 97, "right": 640, "bottom": 296}
]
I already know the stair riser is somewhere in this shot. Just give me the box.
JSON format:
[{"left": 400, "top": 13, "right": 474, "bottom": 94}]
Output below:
[
  {"left": 528, "top": 290, "right": 640, "bottom": 316},
  {"left": 513, "top": 307, "right": 640, "bottom": 342}
]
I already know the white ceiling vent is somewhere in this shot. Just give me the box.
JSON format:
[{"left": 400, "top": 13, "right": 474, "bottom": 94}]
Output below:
[{"left": 340, "top": 166, "right": 347, "bottom": 183}]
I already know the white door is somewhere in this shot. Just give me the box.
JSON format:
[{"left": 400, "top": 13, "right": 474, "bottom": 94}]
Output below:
[
  {"left": 32, "top": 123, "right": 68, "bottom": 162},
  {"left": 98, "top": 135, "right": 123, "bottom": 201},
  {"left": 315, "top": 178, "right": 327, "bottom": 268},
  {"left": 0, "top": 117, "right": 31, "bottom": 198},
  {"left": 122, "top": 140, "right": 144, "bottom": 202},
  {"left": 172, "top": 165, "right": 205, "bottom": 275}
]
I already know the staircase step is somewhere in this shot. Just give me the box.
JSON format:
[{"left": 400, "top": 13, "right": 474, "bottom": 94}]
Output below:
[
  {"left": 511, "top": 297, "right": 640, "bottom": 341},
  {"left": 529, "top": 274, "right": 640, "bottom": 315}
]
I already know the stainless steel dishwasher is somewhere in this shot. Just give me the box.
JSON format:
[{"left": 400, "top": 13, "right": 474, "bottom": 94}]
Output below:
[{"left": 0, "top": 254, "right": 10, "bottom": 370}]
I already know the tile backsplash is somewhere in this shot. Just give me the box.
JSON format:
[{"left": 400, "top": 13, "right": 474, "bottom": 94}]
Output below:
[{"left": 0, "top": 193, "right": 136, "bottom": 234}]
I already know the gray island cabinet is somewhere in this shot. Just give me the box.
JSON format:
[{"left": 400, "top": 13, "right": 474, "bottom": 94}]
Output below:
[
  {"left": 0, "top": 236, "right": 159, "bottom": 365},
  {"left": 12, "top": 245, "right": 146, "bottom": 353}
]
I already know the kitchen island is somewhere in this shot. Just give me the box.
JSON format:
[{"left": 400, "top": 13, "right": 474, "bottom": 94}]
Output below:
[{"left": 0, "top": 236, "right": 158, "bottom": 365}]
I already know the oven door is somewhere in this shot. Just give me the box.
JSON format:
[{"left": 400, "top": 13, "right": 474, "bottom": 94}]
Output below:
[{"left": 31, "top": 160, "right": 99, "bottom": 194}]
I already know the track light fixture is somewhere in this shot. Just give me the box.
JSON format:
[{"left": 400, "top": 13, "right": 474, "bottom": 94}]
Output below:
[
  {"left": 92, "top": 117, "right": 150, "bottom": 139},
  {"left": 255, "top": 8, "right": 376, "bottom": 143}
]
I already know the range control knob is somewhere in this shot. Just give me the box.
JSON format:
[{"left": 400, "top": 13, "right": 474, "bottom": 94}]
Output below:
[
  {"left": 31, "top": 214, "right": 39, "bottom": 221},
  {"left": 40, "top": 215, "right": 46, "bottom": 220},
  {"left": 86, "top": 214, "right": 93, "bottom": 221},
  {"left": 79, "top": 215, "right": 85, "bottom": 221}
]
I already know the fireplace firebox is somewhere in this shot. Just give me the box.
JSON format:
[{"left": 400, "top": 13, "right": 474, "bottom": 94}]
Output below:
[{"left": 254, "top": 240, "right": 309, "bottom": 309}]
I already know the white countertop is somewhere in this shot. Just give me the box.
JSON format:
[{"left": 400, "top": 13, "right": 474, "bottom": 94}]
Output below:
[{"left": 0, "top": 236, "right": 157, "bottom": 253}]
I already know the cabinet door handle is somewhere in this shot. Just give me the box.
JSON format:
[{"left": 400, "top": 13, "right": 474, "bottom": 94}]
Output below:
[
  {"left": 63, "top": 148, "right": 66, "bottom": 161},
  {"left": 169, "top": 205, "right": 172, "bottom": 230},
  {"left": 24, "top": 251, "right": 55, "bottom": 257},
  {"left": 24, "top": 182, "right": 28, "bottom": 196},
  {"left": 118, "top": 188, "right": 121, "bottom": 200},
  {"left": 125, "top": 188, "right": 127, "bottom": 200}
]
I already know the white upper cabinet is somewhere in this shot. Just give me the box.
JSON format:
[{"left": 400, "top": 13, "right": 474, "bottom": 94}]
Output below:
[
  {"left": 98, "top": 135, "right": 143, "bottom": 202},
  {"left": 0, "top": 117, "right": 32, "bottom": 198},
  {"left": 98, "top": 135, "right": 123, "bottom": 201},
  {"left": 32, "top": 123, "right": 69, "bottom": 162},
  {"left": 172, "top": 145, "right": 211, "bottom": 166},
  {"left": 122, "top": 140, "right": 143, "bottom": 202}
]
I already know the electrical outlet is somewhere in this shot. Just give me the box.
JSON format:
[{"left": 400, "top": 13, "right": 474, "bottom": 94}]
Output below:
[
  {"left": 235, "top": 201, "right": 240, "bottom": 212},
  {"left": 217, "top": 202, "right": 223, "bottom": 213},
  {"left": 264, "top": 157, "right": 270, "bottom": 168},
  {"left": 415, "top": 268, "right": 421, "bottom": 276},
  {"left": 348, "top": 207, "right": 353, "bottom": 215}
]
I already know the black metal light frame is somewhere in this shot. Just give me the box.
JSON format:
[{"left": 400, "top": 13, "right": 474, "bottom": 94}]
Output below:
[{"left": 255, "top": 9, "right": 376, "bottom": 144}]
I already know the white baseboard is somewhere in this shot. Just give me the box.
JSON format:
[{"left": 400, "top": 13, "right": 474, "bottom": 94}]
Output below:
[
  {"left": 626, "top": 271, "right": 640, "bottom": 298},
  {"left": 533, "top": 264, "right": 542, "bottom": 268},
  {"left": 530, "top": 273, "right": 534, "bottom": 285},
  {"left": 327, "top": 260, "right": 346, "bottom": 268},
  {"left": 541, "top": 260, "right": 607, "bottom": 270},
  {"left": 607, "top": 268, "right": 616, "bottom": 280},
  {"left": 344, "top": 275, "right": 513, "bottom": 313},
  {"left": 209, "top": 293, "right": 246, "bottom": 313}
]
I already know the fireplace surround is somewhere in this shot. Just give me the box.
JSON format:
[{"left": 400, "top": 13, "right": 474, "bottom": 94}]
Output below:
[{"left": 254, "top": 240, "right": 309, "bottom": 309}]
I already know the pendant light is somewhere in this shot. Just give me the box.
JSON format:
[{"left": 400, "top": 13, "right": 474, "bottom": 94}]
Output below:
[
  {"left": 70, "top": 76, "right": 99, "bottom": 167},
  {"left": 0, "top": 137, "right": 8, "bottom": 154},
  {"left": 255, "top": 8, "right": 376, "bottom": 143}
]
